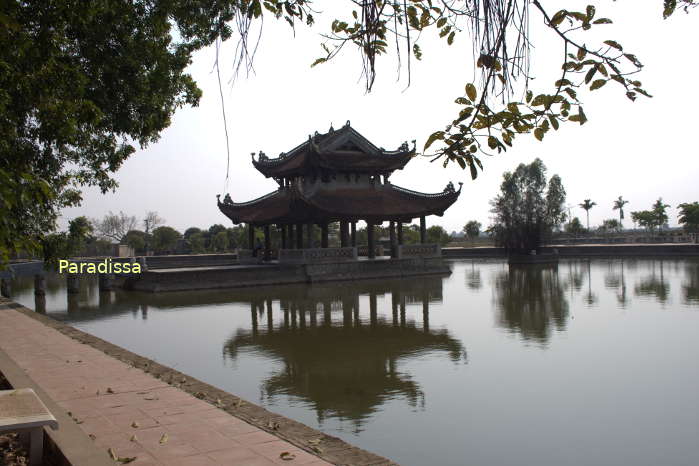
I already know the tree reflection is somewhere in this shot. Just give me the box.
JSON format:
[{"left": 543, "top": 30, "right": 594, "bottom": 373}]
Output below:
[
  {"left": 465, "top": 262, "right": 482, "bottom": 290},
  {"left": 682, "top": 262, "right": 699, "bottom": 304},
  {"left": 635, "top": 260, "right": 670, "bottom": 304},
  {"left": 223, "top": 277, "right": 465, "bottom": 432},
  {"left": 493, "top": 264, "right": 569, "bottom": 343}
]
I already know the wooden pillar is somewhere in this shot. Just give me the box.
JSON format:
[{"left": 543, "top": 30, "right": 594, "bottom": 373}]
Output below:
[
  {"left": 350, "top": 222, "right": 357, "bottom": 247},
  {"left": 420, "top": 216, "right": 427, "bottom": 243},
  {"left": 287, "top": 225, "right": 295, "bottom": 249},
  {"left": 389, "top": 221, "right": 397, "bottom": 258},
  {"left": 306, "top": 223, "right": 314, "bottom": 249},
  {"left": 34, "top": 274, "right": 46, "bottom": 296},
  {"left": 248, "top": 224, "right": 255, "bottom": 249},
  {"left": 340, "top": 221, "right": 349, "bottom": 247},
  {"left": 397, "top": 222, "right": 404, "bottom": 245},
  {"left": 367, "top": 222, "right": 375, "bottom": 259},
  {"left": 321, "top": 223, "right": 329, "bottom": 248},
  {"left": 296, "top": 223, "right": 303, "bottom": 249},
  {"left": 323, "top": 301, "right": 331, "bottom": 326},
  {"left": 263, "top": 225, "right": 271, "bottom": 261},
  {"left": 280, "top": 225, "right": 287, "bottom": 249},
  {"left": 34, "top": 294, "right": 46, "bottom": 314}
]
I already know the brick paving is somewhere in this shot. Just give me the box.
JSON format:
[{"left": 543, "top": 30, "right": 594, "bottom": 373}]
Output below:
[{"left": 0, "top": 309, "right": 331, "bottom": 466}]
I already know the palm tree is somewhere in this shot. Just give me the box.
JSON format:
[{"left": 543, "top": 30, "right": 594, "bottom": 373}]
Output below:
[
  {"left": 579, "top": 199, "right": 596, "bottom": 230},
  {"left": 612, "top": 196, "right": 629, "bottom": 228}
]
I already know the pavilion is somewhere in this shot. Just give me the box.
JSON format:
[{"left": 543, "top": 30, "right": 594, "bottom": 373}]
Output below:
[{"left": 217, "top": 122, "right": 462, "bottom": 261}]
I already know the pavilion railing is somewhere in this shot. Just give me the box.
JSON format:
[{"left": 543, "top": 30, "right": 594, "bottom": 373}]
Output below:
[
  {"left": 397, "top": 243, "right": 441, "bottom": 259},
  {"left": 278, "top": 247, "right": 358, "bottom": 264}
]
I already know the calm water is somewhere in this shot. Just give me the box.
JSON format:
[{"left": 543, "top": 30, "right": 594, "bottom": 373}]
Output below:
[{"left": 9, "top": 259, "right": 699, "bottom": 466}]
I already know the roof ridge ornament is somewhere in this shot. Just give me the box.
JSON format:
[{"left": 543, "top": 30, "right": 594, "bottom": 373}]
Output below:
[{"left": 345, "top": 120, "right": 350, "bottom": 127}]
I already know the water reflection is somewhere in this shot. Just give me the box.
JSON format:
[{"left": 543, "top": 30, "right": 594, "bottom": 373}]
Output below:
[
  {"left": 634, "top": 260, "right": 670, "bottom": 304},
  {"left": 683, "top": 262, "right": 699, "bottom": 304},
  {"left": 224, "top": 278, "right": 465, "bottom": 432},
  {"left": 493, "top": 264, "right": 569, "bottom": 343}
]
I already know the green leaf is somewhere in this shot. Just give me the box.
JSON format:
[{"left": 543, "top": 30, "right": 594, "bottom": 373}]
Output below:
[
  {"left": 603, "top": 40, "right": 623, "bottom": 51},
  {"left": 586, "top": 5, "right": 596, "bottom": 20},
  {"left": 577, "top": 47, "right": 586, "bottom": 60},
  {"left": 584, "top": 66, "right": 597, "bottom": 84},
  {"left": 593, "top": 18, "right": 613, "bottom": 24},
  {"left": 457, "top": 157, "right": 466, "bottom": 169},
  {"left": 310, "top": 58, "right": 326, "bottom": 67},
  {"left": 424, "top": 131, "right": 445, "bottom": 150},
  {"left": 436, "top": 17, "right": 447, "bottom": 28},
  {"left": 465, "top": 83, "right": 477, "bottom": 101},
  {"left": 447, "top": 31, "right": 455, "bottom": 45},
  {"left": 590, "top": 79, "right": 606, "bottom": 90},
  {"left": 663, "top": 0, "right": 677, "bottom": 19},
  {"left": 487, "top": 136, "right": 498, "bottom": 149},
  {"left": 469, "top": 160, "right": 478, "bottom": 179},
  {"left": 550, "top": 10, "right": 567, "bottom": 27},
  {"left": 534, "top": 128, "right": 544, "bottom": 141}
]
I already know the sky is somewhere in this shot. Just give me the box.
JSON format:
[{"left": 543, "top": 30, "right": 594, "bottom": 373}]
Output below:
[{"left": 59, "top": 1, "right": 699, "bottom": 234}]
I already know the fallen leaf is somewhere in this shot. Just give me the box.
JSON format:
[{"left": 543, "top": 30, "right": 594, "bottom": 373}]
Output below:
[
  {"left": 106, "top": 387, "right": 114, "bottom": 394},
  {"left": 308, "top": 438, "right": 322, "bottom": 445},
  {"left": 108, "top": 447, "right": 118, "bottom": 461},
  {"left": 131, "top": 421, "right": 139, "bottom": 428},
  {"left": 159, "top": 433, "right": 169, "bottom": 445},
  {"left": 130, "top": 435, "right": 137, "bottom": 442},
  {"left": 311, "top": 446, "right": 323, "bottom": 454},
  {"left": 118, "top": 456, "right": 137, "bottom": 464},
  {"left": 88, "top": 434, "right": 96, "bottom": 440},
  {"left": 279, "top": 452, "right": 296, "bottom": 461}
]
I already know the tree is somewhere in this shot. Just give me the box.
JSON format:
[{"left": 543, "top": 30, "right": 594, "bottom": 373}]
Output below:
[
  {"left": 652, "top": 198, "right": 670, "bottom": 231},
  {"left": 151, "top": 226, "right": 181, "bottom": 254},
  {"left": 1, "top": 0, "right": 694, "bottom": 269},
  {"left": 211, "top": 231, "right": 229, "bottom": 252},
  {"left": 123, "top": 230, "right": 147, "bottom": 254},
  {"left": 678, "top": 202, "right": 699, "bottom": 242},
  {"left": 143, "top": 211, "right": 164, "bottom": 252},
  {"left": 67, "top": 216, "right": 94, "bottom": 253},
  {"left": 631, "top": 210, "right": 660, "bottom": 233},
  {"left": 188, "top": 232, "right": 206, "bottom": 253},
  {"left": 599, "top": 219, "right": 621, "bottom": 234},
  {"left": 545, "top": 175, "right": 567, "bottom": 231},
  {"left": 184, "top": 227, "right": 202, "bottom": 240},
  {"left": 426, "top": 225, "right": 451, "bottom": 246},
  {"left": 579, "top": 199, "right": 597, "bottom": 230},
  {"left": 565, "top": 217, "right": 585, "bottom": 235},
  {"left": 489, "top": 158, "right": 567, "bottom": 252},
  {"left": 208, "top": 224, "right": 227, "bottom": 237},
  {"left": 463, "top": 220, "right": 482, "bottom": 239},
  {"left": 94, "top": 211, "right": 138, "bottom": 243},
  {"left": 612, "top": 196, "right": 629, "bottom": 228}
]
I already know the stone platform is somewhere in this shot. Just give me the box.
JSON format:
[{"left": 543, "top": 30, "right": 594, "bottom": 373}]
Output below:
[{"left": 124, "top": 256, "right": 450, "bottom": 293}]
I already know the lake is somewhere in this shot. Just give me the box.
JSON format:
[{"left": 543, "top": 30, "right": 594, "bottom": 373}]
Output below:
[{"left": 9, "top": 258, "right": 699, "bottom": 466}]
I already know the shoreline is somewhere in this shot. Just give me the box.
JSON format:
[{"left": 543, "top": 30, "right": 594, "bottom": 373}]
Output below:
[{"left": 0, "top": 297, "right": 396, "bottom": 466}]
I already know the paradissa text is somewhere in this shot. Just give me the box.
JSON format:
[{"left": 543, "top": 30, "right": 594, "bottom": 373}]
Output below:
[{"left": 58, "top": 259, "right": 142, "bottom": 274}]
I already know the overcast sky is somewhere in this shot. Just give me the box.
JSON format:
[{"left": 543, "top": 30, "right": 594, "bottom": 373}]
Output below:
[{"left": 59, "top": 1, "right": 699, "bottom": 234}]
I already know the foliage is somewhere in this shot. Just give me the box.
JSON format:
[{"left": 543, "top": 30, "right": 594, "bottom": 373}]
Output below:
[
  {"left": 40, "top": 216, "right": 94, "bottom": 267},
  {"left": 565, "top": 217, "right": 585, "bottom": 235},
  {"left": 426, "top": 225, "right": 451, "bottom": 246},
  {"left": 652, "top": 198, "right": 671, "bottom": 229},
  {"left": 631, "top": 198, "right": 670, "bottom": 233},
  {"left": 612, "top": 196, "right": 629, "bottom": 226},
  {"left": 211, "top": 231, "right": 229, "bottom": 252},
  {"left": 188, "top": 232, "right": 206, "bottom": 253},
  {"left": 579, "top": 199, "right": 597, "bottom": 230},
  {"left": 489, "top": 158, "right": 567, "bottom": 252},
  {"left": 151, "top": 226, "right": 181, "bottom": 253},
  {"left": 598, "top": 218, "right": 621, "bottom": 234},
  {"left": 463, "top": 220, "right": 482, "bottom": 238},
  {"left": 94, "top": 211, "right": 138, "bottom": 243},
  {"left": 184, "top": 227, "right": 202, "bottom": 239},
  {"left": 678, "top": 202, "right": 699, "bottom": 238},
  {"left": 123, "top": 230, "right": 147, "bottom": 253}
]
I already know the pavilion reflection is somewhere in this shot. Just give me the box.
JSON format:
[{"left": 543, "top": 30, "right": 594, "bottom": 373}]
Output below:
[
  {"left": 223, "top": 276, "right": 465, "bottom": 431},
  {"left": 493, "top": 264, "right": 569, "bottom": 343}
]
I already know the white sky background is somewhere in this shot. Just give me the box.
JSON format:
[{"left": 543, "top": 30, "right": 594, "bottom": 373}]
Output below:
[{"left": 59, "top": 1, "right": 699, "bottom": 234}]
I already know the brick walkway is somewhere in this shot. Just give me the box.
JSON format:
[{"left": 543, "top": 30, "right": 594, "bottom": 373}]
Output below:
[{"left": 0, "top": 308, "right": 330, "bottom": 466}]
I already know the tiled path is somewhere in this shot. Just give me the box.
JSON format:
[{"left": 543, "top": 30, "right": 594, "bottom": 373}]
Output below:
[{"left": 0, "top": 308, "right": 331, "bottom": 466}]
